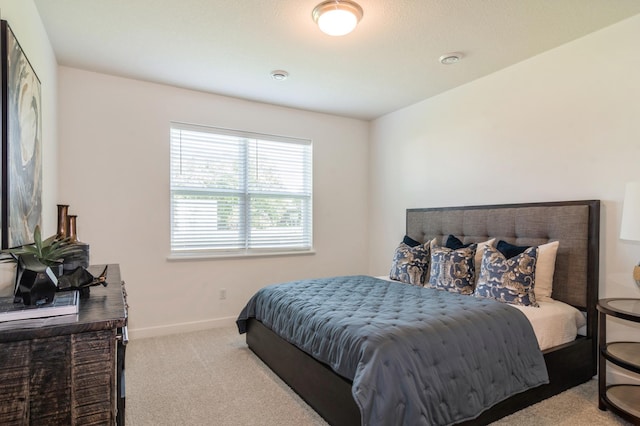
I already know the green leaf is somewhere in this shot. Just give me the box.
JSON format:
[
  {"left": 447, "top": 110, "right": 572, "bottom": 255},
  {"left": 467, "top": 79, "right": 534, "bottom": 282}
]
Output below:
[
  {"left": 0, "top": 224, "right": 84, "bottom": 266},
  {"left": 34, "top": 225, "right": 42, "bottom": 249},
  {"left": 42, "top": 234, "right": 58, "bottom": 247}
]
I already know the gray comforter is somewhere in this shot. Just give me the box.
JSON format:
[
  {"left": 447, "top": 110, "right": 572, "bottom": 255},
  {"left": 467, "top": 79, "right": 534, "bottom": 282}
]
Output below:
[{"left": 237, "top": 275, "right": 548, "bottom": 426}]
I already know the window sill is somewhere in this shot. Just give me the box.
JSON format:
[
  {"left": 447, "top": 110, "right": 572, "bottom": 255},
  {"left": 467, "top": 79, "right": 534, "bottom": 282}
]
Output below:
[{"left": 167, "top": 249, "right": 316, "bottom": 261}]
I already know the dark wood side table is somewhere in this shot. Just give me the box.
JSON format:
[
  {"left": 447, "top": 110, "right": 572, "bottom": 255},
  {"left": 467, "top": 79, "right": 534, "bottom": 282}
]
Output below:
[
  {"left": 597, "top": 298, "right": 640, "bottom": 424},
  {"left": 0, "top": 264, "right": 128, "bottom": 425}
]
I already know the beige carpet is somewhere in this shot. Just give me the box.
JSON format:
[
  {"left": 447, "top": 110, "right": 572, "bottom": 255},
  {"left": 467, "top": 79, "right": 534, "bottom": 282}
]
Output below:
[{"left": 125, "top": 327, "right": 631, "bottom": 426}]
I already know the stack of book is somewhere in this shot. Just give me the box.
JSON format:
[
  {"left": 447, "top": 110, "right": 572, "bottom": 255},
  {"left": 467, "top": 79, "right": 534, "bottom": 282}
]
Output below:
[{"left": 0, "top": 291, "right": 79, "bottom": 330}]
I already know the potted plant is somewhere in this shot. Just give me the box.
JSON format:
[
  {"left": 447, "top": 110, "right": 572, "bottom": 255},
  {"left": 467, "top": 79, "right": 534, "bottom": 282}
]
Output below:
[
  {"left": 1, "top": 225, "right": 82, "bottom": 271},
  {"left": 1, "top": 226, "right": 84, "bottom": 305}
]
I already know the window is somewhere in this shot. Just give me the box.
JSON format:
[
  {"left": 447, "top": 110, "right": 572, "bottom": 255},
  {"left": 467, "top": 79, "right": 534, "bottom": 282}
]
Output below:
[{"left": 170, "top": 122, "right": 312, "bottom": 256}]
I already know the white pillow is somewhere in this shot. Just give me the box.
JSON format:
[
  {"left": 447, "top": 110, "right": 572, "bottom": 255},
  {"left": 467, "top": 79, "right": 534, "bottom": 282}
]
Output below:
[{"left": 534, "top": 241, "right": 560, "bottom": 302}]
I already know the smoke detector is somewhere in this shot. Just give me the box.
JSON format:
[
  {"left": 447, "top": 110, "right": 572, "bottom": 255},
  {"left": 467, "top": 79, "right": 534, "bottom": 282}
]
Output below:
[
  {"left": 270, "top": 70, "right": 289, "bottom": 81},
  {"left": 439, "top": 52, "right": 463, "bottom": 65}
]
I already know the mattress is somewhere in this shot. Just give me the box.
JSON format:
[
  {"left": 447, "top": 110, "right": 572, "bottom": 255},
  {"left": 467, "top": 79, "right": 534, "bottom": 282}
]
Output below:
[{"left": 379, "top": 276, "right": 585, "bottom": 351}]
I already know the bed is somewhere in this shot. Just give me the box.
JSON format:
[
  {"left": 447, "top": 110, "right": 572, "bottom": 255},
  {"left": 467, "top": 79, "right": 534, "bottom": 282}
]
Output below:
[{"left": 237, "top": 200, "right": 600, "bottom": 425}]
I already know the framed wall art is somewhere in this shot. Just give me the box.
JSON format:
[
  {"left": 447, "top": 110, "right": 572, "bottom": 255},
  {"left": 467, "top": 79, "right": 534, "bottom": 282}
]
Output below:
[{"left": 1, "top": 20, "right": 42, "bottom": 249}]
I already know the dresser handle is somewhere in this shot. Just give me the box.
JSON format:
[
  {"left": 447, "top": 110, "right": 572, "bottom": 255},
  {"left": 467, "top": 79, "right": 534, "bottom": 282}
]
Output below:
[{"left": 116, "top": 325, "right": 129, "bottom": 345}]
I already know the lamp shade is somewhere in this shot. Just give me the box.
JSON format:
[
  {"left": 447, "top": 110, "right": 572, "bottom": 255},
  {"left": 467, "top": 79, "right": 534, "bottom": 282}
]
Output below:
[{"left": 620, "top": 182, "right": 640, "bottom": 241}]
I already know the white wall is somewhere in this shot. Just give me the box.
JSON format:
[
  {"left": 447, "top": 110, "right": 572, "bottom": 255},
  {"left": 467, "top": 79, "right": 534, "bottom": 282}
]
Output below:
[
  {"left": 57, "top": 68, "right": 370, "bottom": 337},
  {"left": 369, "top": 14, "right": 640, "bottom": 298},
  {"left": 369, "top": 14, "right": 640, "bottom": 381},
  {"left": 0, "top": 0, "right": 58, "bottom": 294}
]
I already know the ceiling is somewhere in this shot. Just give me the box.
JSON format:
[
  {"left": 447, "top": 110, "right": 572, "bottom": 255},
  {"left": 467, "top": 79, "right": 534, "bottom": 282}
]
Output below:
[{"left": 34, "top": 0, "right": 640, "bottom": 121}]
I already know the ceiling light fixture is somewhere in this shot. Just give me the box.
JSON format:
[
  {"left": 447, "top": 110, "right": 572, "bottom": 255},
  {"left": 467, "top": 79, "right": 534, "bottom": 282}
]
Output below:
[
  {"left": 312, "top": 0, "right": 363, "bottom": 36},
  {"left": 439, "top": 52, "right": 463, "bottom": 65},
  {"left": 270, "top": 70, "right": 289, "bottom": 81}
]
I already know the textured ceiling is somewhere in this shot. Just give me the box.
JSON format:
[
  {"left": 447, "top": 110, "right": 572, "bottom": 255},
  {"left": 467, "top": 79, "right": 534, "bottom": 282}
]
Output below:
[{"left": 34, "top": 0, "right": 640, "bottom": 120}]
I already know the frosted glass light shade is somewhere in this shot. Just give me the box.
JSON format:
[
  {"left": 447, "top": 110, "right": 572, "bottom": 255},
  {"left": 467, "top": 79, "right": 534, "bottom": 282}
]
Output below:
[
  {"left": 312, "top": 1, "right": 363, "bottom": 36},
  {"left": 620, "top": 182, "right": 640, "bottom": 241}
]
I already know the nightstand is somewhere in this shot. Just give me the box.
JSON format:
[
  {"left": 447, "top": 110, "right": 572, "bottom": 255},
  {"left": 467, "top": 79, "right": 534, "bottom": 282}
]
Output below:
[{"left": 597, "top": 298, "right": 640, "bottom": 423}]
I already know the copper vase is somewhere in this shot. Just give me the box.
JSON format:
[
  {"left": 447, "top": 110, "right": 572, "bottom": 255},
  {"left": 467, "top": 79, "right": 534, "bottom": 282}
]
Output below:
[
  {"left": 57, "top": 204, "right": 69, "bottom": 238},
  {"left": 67, "top": 215, "right": 78, "bottom": 242}
]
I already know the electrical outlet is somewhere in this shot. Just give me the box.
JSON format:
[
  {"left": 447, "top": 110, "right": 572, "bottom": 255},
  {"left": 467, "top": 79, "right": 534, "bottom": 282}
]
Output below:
[{"left": 220, "top": 288, "right": 226, "bottom": 300}]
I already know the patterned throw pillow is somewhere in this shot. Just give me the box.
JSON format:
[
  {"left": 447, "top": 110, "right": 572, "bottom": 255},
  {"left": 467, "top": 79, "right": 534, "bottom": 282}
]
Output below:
[
  {"left": 389, "top": 243, "right": 430, "bottom": 285},
  {"left": 475, "top": 245, "right": 539, "bottom": 307},
  {"left": 445, "top": 235, "right": 495, "bottom": 284},
  {"left": 427, "top": 243, "right": 477, "bottom": 295},
  {"left": 496, "top": 240, "right": 559, "bottom": 301}
]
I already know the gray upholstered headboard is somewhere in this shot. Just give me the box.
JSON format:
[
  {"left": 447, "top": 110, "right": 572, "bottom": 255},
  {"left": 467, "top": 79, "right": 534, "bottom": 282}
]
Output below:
[{"left": 406, "top": 200, "right": 600, "bottom": 336}]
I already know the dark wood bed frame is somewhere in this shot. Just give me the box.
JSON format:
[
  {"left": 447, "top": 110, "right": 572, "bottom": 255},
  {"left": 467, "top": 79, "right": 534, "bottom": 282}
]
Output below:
[{"left": 245, "top": 200, "right": 601, "bottom": 425}]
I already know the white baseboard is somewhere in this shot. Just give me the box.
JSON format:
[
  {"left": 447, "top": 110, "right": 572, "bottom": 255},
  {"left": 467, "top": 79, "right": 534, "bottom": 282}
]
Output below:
[{"left": 127, "top": 316, "right": 237, "bottom": 340}]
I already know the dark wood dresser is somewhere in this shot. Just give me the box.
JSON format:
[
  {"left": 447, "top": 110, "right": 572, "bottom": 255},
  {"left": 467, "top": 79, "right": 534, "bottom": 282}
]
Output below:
[{"left": 0, "top": 264, "right": 128, "bottom": 425}]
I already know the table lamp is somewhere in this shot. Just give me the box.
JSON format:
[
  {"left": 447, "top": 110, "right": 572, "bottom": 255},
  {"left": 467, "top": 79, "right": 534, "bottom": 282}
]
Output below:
[{"left": 620, "top": 181, "right": 640, "bottom": 287}]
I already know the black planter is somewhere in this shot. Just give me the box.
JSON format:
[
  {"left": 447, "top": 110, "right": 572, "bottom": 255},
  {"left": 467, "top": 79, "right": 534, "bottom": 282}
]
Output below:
[{"left": 14, "top": 256, "right": 59, "bottom": 306}]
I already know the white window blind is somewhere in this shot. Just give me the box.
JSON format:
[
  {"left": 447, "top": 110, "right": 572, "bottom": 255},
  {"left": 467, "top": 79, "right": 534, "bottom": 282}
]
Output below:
[{"left": 170, "top": 122, "right": 312, "bottom": 255}]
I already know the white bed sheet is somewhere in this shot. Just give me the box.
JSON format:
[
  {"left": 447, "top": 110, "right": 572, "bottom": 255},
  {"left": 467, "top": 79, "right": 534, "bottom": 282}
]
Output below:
[
  {"left": 509, "top": 300, "right": 586, "bottom": 351},
  {"left": 377, "top": 276, "right": 585, "bottom": 351}
]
